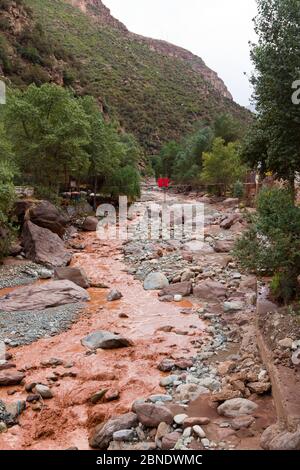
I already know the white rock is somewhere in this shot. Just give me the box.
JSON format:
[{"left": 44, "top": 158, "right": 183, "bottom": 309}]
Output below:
[
  {"left": 201, "top": 438, "right": 210, "bottom": 448},
  {"left": 174, "top": 295, "right": 183, "bottom": 302},
  {"left": 193, "top": 425, "right": 206, "bottom": 438},
  {"left": 174, "top": 414, "right": 188, "bottom": 425}
]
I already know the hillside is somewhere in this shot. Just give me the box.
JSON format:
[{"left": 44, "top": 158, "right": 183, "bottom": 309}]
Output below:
[{"left": 0, "top": 0, "right": 251, "bottom": 152}]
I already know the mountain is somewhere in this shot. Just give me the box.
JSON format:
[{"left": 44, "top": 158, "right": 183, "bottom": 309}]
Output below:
[{"left": 0, "top": 0, "right": 251, "bottom": 152}]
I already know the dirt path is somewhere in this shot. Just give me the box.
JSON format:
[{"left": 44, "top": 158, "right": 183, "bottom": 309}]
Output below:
[{"left": 0, "top": 187, "right": 276, "bottom": 450}]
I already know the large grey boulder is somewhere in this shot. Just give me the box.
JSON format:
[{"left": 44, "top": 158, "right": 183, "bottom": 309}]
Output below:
[
  {"left": 81, "top": 331, "right": 133, "bottom": 350},
  {"left": 193, "top": 280, "right": 226, "bottom": 300},
  {"left": 134, "top": 403, "right": 173, "bottom": 428},
  {"left": 54, "top": 267, "right": 90, "bottom": 289},
  {"left": 0, "top": 280, "right": 90, "bottom": 312},
  {"left": 159, "top": 281, "right": 192, "bottom": 298},
  {"left": 217, "top": 398, "right": 258, "bottom": 418},
  {"left": 83, "top": 216, "right": 99, "bottom": 232},
  {"left": 22, "top": 221, "right": 71, "bottom": 268},
  {"left": 144, "top": 272, "right": 169, "bottom": 290}
]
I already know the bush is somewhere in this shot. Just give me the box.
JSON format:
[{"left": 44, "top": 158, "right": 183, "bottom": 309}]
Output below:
[
  {"left": 233, "top": 180, "right": 244, "bottom": 199},
  {"left": 234, "top": 187, "right": 300, "bottom": 303}
]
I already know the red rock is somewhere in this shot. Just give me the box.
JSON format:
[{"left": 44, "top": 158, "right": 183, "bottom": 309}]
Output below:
[
  {"left": 159, "top": 281, "right": 192, "bottom": 297},
  {"left": 161, "top": 432, "right": 181, "bottom": 450},
  {"left": 0, "top": 363, "right": 16, "bottom": 371},
  {"left": 0, "top": 372, "right": 25, "bottom": 386},
  {"left": 193, "top": 280, "right": 226, "bottom": 300},
  {"left": 134, "top": 403, "right": 173, "bottom": 428},
  {"left": 183, "top": 417, "right": 210, "bottom": 428}
]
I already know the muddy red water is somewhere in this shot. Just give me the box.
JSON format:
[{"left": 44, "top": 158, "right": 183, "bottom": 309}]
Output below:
[{"left": 0, "top": 231, "right": 206, "bottom": 450}]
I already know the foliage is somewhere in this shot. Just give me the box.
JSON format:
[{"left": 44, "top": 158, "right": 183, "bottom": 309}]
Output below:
[
  {"left": 233, "top": 181, "right": 245, "bottom": 199},
  {"left": 234, "top": 188, "right": 300, "bottom": 303},
  {"left": 200, "top": 138, "right": 247, "bottom": 196},
  {"left": 214, "top": 113, "right": 243, "bottom": 144},
  {"left": 248, "top": 0, "right": 300, "bottom": 188}
]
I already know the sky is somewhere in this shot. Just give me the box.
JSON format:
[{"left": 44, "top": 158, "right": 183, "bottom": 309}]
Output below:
[{"left": 102, "top": 0, "right": 258, "bottom": 107}]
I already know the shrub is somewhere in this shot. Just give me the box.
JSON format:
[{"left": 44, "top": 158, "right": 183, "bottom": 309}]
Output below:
[
  {"left": 234, "top": 187, "right": 300, "bottom": 303},
  {"left": 233, "top": 180, "right": 245, "bottom": 199}
]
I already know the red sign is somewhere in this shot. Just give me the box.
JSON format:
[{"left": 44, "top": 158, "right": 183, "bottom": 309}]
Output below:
[{"left": 157, "top": 177, "right": 170, "bottom": 189}]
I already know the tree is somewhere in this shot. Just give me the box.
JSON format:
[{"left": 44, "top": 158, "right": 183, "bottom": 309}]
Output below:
[
  {"left": 214, "top": 113, "right": 242, "bottom": 144},
  {"left": 4, "top": 84, "right": 91, "bottom": 192},
  {"left": 201, "top": 138, "right": 247, "bottom": 196},
  {"left": 249, "top": 0, "right": 300, "bottom": 191}
]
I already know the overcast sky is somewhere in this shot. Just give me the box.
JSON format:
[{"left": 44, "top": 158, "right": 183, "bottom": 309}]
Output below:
[{"left": 102, "top": 0, "right": 258, "bottom": 107}]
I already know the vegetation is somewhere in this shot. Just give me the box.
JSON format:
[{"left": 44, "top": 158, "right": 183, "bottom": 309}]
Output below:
[
  {"left": 0, "top": 0, "right": 250, "bottom": 152},
  {"left": 243, "top": 0, "right": 300, "bottom": 191},
  {"left": 234, "top": 188, "right": 300, "bottom": 303}
]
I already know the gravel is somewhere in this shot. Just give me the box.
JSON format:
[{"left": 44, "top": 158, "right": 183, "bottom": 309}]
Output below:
[{"left": 0, "top": 262, "right": 52, "bottom": 290}]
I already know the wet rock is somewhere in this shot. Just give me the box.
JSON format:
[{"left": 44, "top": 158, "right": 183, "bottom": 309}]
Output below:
[
  {"left": 0, "top": 280, "right": 90, "bottom": 312},
  {"left": 34, "top": 384, "right": 53, "bottom": 399},
  {"left": 134, "top": 403, "right": 173, "bottom": 427},
  {"left": 193, "top": 280, "right": 226, "bottom": 301},
  {"left": 27, "top": 201, "right": 68, "bottom": 238},
  {"left": 106, "top": 289, "right": 123, "bottom": 302},
  {"left": 22, "top": 221, "right": 71, "bottom": 267},
  {"left": 89, "top": 412, "right": 138, "bottom": 449},
  {"left": 159, "top": 281, "right": 192, "bottom": 298},
  {"left": 0, "top": 372, "right": 25, "bottom": 386},
  {"left": 113, "top": 429, "right": 135, "bottom": 442},
  {"left": 143, "top": 272, "right": 169, "bottom": 290},
  {"left": 161, "top": 432, "right": 181, "bottom": 450},
  {"left": 175, "top": 383, "right": 210, "bottom": 401},
  {"left": 83, "top": 217, "right": 99, "bottom": 232},
  {"left": 158, "top": 359, "right": 175, "bottom": 372},
  {"left": 81, "top": 331, "right": 132, "bottom": 350},
  {"left": 231, "top": 415, "right": 255, "bottom": 430},
  {"left": 54, "top": 267, "right": 90, "bottom": 289},
  {"left": 217, "top": 398, "right": 258, "bottom": 418}
]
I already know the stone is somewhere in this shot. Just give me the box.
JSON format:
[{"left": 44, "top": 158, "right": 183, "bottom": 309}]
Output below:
[
  {"left": 27, "top": 201, "right": 68, "bottom": 238},
  {"left": 134, "top": 403, "right": 173, "bottom": 428},
  {"left": 262, "top": 426, "right": 300, "bottom": 451},
  {"left": 193, "top": 280, "right": 226, "bottom": 300},
  {"left": 231, "top": 416, "right": 255, "bottom": 430},
  {"left": 212, "top": 389, "right": 242, "bottom": 402},
  {"left": 181, "top": 269, "right": 194, "bottom": 282},
  {"left": 0, "top": 280, "right": 90, "bottom": 312},
  {"left": 292, "top": 349, "right": 300, "bottom": 366},
  {"left": 108, "top": 441, "right": 156, "bottom": 451},
  {"left": 0, "top": 422, "right": 7, "bottom": 433},
  {"left": 220, "top": 214, "right": 239, "bottom": 229},
  {"left": 183, "top": 417, "right": 210, "bottom": 428},
  {"left": 159, "top": 281, "right": 192, "bottom": 297},
  {"left": 214, "top": 240, "right": 234, "bottom": 253},
  {"left": 197, "top": 377, "right": 220, "bottom": 391},
  {"left": 217, "top": 361, "right": 235, "bottom": 376},
  {"left": 223, "top": 198, "right": 239, "bottom": 208},
  {"left": 158, "top": 359, "right": 175, "bottom": 372},
  {"left": 113, "top": 429, "right": 135, "bottom": 442},
  {"left": 193, "top": 425, "right": 206, "bottom": 438},
  {"left": 155, "top": 422, "right": 172, "bottom": 445},
  {"left": 5, "top": 400, "right": 26, "bottom": 422},
  {"left": 22, "top": 221, "right": 71, "bottom": 267},
  {"left": 247, "top": 382, "right": 271, "bottom": 395},
  {"left": 223, "top": 301, "right": 245, "bottom": 312},
  {"left": 161, "top": 432, "right": 181, "bottom": 450},
  {"left": 184, "top": 241, "right": 214, "bottom": 254},
  {"left": 90, "top": 389, "right": 108, "bottom": 404},
  {"left": 106, "top": 289, "right": 123, "bottom": 301},
  {"left": 89, "top": 412, "right": 138, "bottom": 449},
  {"left": 144, "top": 272, "right": 169, "bottom": 290},
  {"left": 217, "top": 398, "right": 258, "bottom": 418},
  {"left": 0, "top": 372, "right": 25, "bottom": 386},
  {"left": 81, "top": 331, "right": 132, "bottom": 350},
  {"left": 174, "top": 414, "right": 188, "bottom": 425},
  {"left": 278, "top": 338, "right": 293, "bottom": 349},
  {"left": 174, "top": 295, "right": 183, "bottom": 302},
  {"left": 34, "top": 384, "right": 53, "bottom": 399},
  {"left": 83, "top": 217, "right": 99, "bottom": 232},
  {"left": 201, "top": 438, "right": 210, "bottom": 448},
  {"left": 54, "top": 267, "right": 90, "bottom": 289},
  {"left": 159, "top": 375, "right": 179, "bottom": 387},
  {"left": 175, "top": 383, "right": 210, "bottom": 402},
  {"left": 148, "top": 394, "right": 172, "bottom": 403}
]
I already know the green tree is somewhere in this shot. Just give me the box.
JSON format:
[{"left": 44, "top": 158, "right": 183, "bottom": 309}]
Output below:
[
  {"left": 201, "top": 138, "right": 247, "bottom": 196},
  {"left": 214, "top": 113, "right": 242, "bottom": 144},
  {"left": 4, "top": 84, "right": 91, "bottom": 192},
  {"left": 249, "top": 0, "right": 300, "bottom": 191}
]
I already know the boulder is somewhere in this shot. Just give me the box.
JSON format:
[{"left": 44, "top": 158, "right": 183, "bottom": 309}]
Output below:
[
  {"left": 223, "top": 198, "right": 239, "bottom": 208},
  {"left": 83, "top": 217, "right": 99, "bottom": 232},
  {"left": 54, "top": 267, "right": 90, "bottom": 289},
  {"left": 89, "top": 412, "right": 138, "bottom": 449},
  {"left": 184, "top": 240, "right": 214, "bottom": 254},
  {"left": 143, "top": 272, "right": 169, "bottom": 290},
  {"left": 223, "top": 301, "right": 245, "bottom": 312},
  {"left": 81, "top": 331, "right": 132, "bottom": 350},
  {"left": 27, "top": 201, "right": 68, "bottom": 237},
  {"left": 175, "top": 383, "right": 209, "bottom": 401},
  {"left": 159, "top": 281, "right": 192, "bottom": 298},
  {"left": 34, "top": 384, "right": 53, "bottom": 399},
  {"left": 134, "top": 403, "right": 173, "bottom": 427},
  {"left": 161, "top": 432, "right": 181, "bottom": 450},
  {"left": 193, "top": 280, "right": 226, "bottom": 300},
  {"left": 22, "top": 221, "right": 71, "bottom": 267},
  {"left": 214, "top": 240, "right": 234, "bottom": 253},
  {"left": 217, "top": 398, "right": 258, "bottom": 418},
  {"left": 106, "top": 289, "right": 123, "bottom": 301},
  {"left": 220, "top": 214, "right": 239, "bottom": 229},
  {"left": 0, "top": 280, "right": 90, "bottom": 312},
  {"left": 261, "top": 425, "right": 300, "bottom": 450},
  {"left": 0, "top": 372, "right": 25, "bottom": 386}
]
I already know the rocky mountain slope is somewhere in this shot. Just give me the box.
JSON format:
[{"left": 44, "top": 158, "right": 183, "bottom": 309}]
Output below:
[{"left": 0, "top": 0, "right": 251, "bottom": 151}]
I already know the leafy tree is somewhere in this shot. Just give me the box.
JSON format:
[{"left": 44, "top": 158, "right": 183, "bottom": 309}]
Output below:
[
  {"left": 234, "top": 188, "right": 300, "bottom": 303},
  {"left": 201, "top": 138, "right": 247, "bottom": 196},
  {"left": 4, "top": 84, "right": 91, "bottom": 192},
  {"left": 214, "top": 113, "right": 242, "bottom": 144},
  {"left": 154, "top": 141, "right": 181, "bottom": 178},
  {"left": 249, "top": 0, "right": 300, "bottom": 191}
]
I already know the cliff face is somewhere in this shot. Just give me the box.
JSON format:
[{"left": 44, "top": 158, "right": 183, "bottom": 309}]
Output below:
[{"left": 66, "top": 0, "right": 232, "bottom": 100}]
